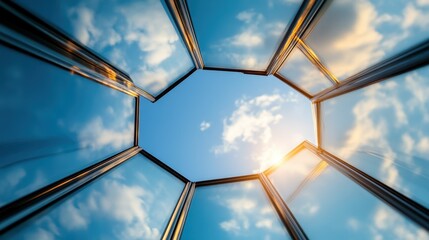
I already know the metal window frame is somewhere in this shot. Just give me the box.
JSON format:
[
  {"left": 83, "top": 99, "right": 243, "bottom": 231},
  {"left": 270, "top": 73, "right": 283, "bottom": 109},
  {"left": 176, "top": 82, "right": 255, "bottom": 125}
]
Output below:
[
  {"left": 303, "top": 142, "right": 429, "bottom": 230},
  {"left": 0, "top": 1, "right": 153, "bottom": 100},
  {"left": 259, "top": 173, "right": 308, "bottom": 240},
  {"left": 0, "top": 146, "right": 141, "bottom": 234},
  {"left": 311, "top": 40, "right": 429, "bottom": 103}
]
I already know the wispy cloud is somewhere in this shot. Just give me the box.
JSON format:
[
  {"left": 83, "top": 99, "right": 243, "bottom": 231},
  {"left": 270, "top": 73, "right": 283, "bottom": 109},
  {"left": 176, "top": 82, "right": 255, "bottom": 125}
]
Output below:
[
  {"left": 66, "top": 0, "right": 193, "bottom": 95},
  {"left": 200, "top": 121, "right": 211, "bottom": 131},
  {"left": 213, "top": 93, "right": 286, "bottom": 154}
]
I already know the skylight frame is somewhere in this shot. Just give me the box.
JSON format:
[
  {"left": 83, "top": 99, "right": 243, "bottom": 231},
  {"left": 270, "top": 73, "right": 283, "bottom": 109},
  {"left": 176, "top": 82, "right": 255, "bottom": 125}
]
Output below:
[{"left": 2, "top": 0, "right": 429, "bottom": 237}]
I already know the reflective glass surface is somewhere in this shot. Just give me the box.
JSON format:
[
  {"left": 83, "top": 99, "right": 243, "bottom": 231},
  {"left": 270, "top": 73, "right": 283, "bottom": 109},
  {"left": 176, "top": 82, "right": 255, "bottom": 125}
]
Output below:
[
  {"left": 306, "top": 0, "right": 429, "bottom": 80},
  {"left": 181, "top": 180, "right": 290, "bottom": 239},
  {"left": 15, "top": 0, "right": 194, "bottom": 96},
  {"left": 140, "top": 70, "right": 315, "bottom": 181},
  {"left": 278, "top": 48, "right": 333, "bottom": 95},
  {"left": 273, "top": 149, "right": 429, "bottom": 239},
  {"left": 3, "top": 154, "right": 185, "bottom": 240},
  {"left": 187, "top": 0, "right": 303, "bottom": 70},
  {"left": 269, "top": 149, "right": 322, "bottom": 201},
  {"left": 321, "top": 65, "right": 429, "bottom": 208},
  {"left": 0, "top": 45, "right": 135, "bottom": 207}
]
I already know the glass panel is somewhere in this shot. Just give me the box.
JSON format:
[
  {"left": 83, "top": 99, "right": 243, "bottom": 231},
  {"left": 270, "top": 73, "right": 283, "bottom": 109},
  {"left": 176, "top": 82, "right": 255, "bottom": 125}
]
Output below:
[
  {"left": 0, "top": 45, "right": 135, "bottom": 207},
  {"left": 269, "top": 149, "right": 322, "bottom": 201},
  {"left": 187, "top": 0, "right": 303, "bottom": 70},
  {"left": 271, "top": 149, "right": 429, "bottom": 239},
  {"left": 15, "top": 0, "right": 195, "bottom": 96},
  {"left": 181, "top": 180, "right": 290, "bottom": 239},
  {"left": 322, "top": 65, "right": 429, "bottom": 208},
  {"left": 2, "top": 154, "right": 185, "bottom": 240},
  {"left": 278, "top": 48, "right": 333, "bottom": 95},
  {"left": 140, "top": 70, "right": 315, "bottom": 181},
  {"left": 306, "top": 0, "right": 429, "bottom": 80}
]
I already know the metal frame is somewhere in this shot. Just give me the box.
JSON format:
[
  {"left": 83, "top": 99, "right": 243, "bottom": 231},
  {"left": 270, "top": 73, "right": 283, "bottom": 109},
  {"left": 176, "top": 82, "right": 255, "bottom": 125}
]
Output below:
[
  {"left": 0, "top": 1, "right": 155, "bottom": 100},
  {"left": 162, "top": 182, "right": 193, "bottom": 240},
  {"left": 164, "top": 0, "right": 203, "bottom": 69},
  {"left": 171, "top": 182, "right": 196, "bottom": 239},
  {"left": 267, "top": 0, "right": 326, "bottom": 75},
  {"left": 134, "top": 96, "right": 140, "bottom": 146},
  {"left": 311, "top": 40, "right": 429, "bottom": 102},
  {"left": 153, "top": 67, "right": 197, "bottom": 102},
  {"left": 273, "top": 73, "right": 313, "bottom": 99},
  {"left": 304, "top": 142, "right": 429, "bottom": 230},
  {"left": 0, "top": 146, "right": 141, "bottom": 234},
  {"left": 259, "top": 173, "right": 308, "bottom": 240},
  {"left": 195, "top": 173, "right": 259, "bottom": 187},
  {"left": 312, "top": 102, "right": 321, "bottom": 147},
  {"left": 298, "top": 40, "right": 339, "bottom": 85},
  {"left": 140, "top": 149, "right": 189, "bottom": 183}
]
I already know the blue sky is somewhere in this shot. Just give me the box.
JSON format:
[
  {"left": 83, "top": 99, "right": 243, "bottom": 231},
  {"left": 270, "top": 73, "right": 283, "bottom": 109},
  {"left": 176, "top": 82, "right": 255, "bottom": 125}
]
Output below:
[
  {"left": 187, "top": 0, "right": 302, "bottom": 70},
  {"left": 270, "top": 149, "right": 428, "bottom": 239},
  {"left": 3, "top": 0, "right": 429, "bottom": 239},
  {"left": 16, "top": 0, "right": 194, "bottom": 96},
  {"left": 4, "top": 154, "right": 184, "bottom": 240},
  {"left": 322, "top": 65, "right": 429, "bottom": 210},
  {"left": 0, "top": 45, "right": 135, "bottom": 207},
  {"left": 182, "top": 180, "right": 290, "bottom": 239},
  {"left": 306, "top": 0, "right": 429, "bottom": 80},
  {"left": 140, "top": 70, "right": 315, "bottom": 181}
]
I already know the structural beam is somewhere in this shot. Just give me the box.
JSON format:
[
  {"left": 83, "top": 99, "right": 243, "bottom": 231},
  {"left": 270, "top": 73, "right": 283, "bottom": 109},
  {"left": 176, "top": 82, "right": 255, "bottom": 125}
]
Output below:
[
  {"left": 312, "top": 40, "right": 429, "bottom": 103},
  {"left": 259, "top": 174, "right": 308, "bottom": 240},
  {"left": 305, "top": 143, "right": 429, "bottom": 230},
  {"left": 0, "top": 147, "right": 141, "bottom": 233},
  {"left": 165, "top": 0, "right": 204, "bottom": 69},
  {"left": 0, "top": 1, "right": 154, "bottom": 101},
  {"left": 171, "top": 182, "right": 196, "bottom": 239},
  {"left": 266, "top": 0, "right": 326, "bottom": 75},
  {"left": 162, "top": 182, "right": 192, "bottom": 240}
]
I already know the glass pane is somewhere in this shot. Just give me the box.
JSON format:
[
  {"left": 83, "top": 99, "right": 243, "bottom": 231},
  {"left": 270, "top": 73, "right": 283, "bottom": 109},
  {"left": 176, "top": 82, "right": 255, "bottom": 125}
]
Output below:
[
  {"left": 269, "top": 149, "right": 322, "bottom": 201},
  {"left": 271, "top": 149, "right": 429, "bottom": 239},
  {"left": 306, "top": 0, "right": 429, "bottom": 80},
  {"left": 278, "top": 48, "right": 333, "bottom": 95},
  {"left": 15, "top": 0, "right": 194, "bottom": 96},
  {"left": 321, "top": 65, "right": 429, "bottom": 208},
  {"left": 187, "top": 0, "right": 303, "bottom": 70},
  {"left": 140, "top": 70, "right": 315, "bottom": 181},
  {"left": 0, "top": 45, "right": 134, "bottom": 207},
  {"left": 2, "top": 154, "right": 185, "bottom": 240},
  {"left": 181, "top": 180, "right": 290, "bottom": 239}
]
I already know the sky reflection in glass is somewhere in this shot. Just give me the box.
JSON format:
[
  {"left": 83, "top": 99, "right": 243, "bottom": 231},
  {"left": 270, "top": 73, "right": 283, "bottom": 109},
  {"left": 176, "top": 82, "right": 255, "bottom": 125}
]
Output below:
[
  {"left": 187, "top": 0, "right": 303, "bottom": 70},
  {"left": 322, "top": 65, "right": 429, "bottom": 208},
  {"left": 181, "top": 180, "right": 290, "bottom": 240},
  {"left": 273, "top": 149, "right": 429, "bottom": 239},
  {"left": 307, "top": 0, "right": 429, "bottom": 80},
  {"left": 3, "top": 154, "right": 185, "bottom": 240},
  {"left": 15, "top": 0, "right": 194, "bottom": 96},
  {"left": 140, "top": 70, "right": 315, "bottom": 181},
  {"left": 0, "top": 45, "right": 135, "bottom": 207},
  {"left": 278, "top": 48, "right": 333, "bottom": 95}
]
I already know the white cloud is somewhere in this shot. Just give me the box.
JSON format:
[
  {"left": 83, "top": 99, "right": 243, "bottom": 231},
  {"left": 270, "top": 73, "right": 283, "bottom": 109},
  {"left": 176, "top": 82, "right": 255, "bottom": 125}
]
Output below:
[
  {"left": 59, "top": 200, "right": 88, "bottom": 230},
  {"left": 213, "top": 94, "right": 286, "bottom": 154},
  {"left": 220, "top": 219, "right": 241, "bottom": 233},
  {"left": 78, "top": 117, "right": 134, "bottom": 150},
  {"left": 68, "top": 6, "right": 101, "bottom": 46},
  {"left": 230, "top": 31, "right": 263, "bottom": 48},
  {"left": 347, "top": 218, "right": 360, "bottom": 231},
  {"left": 226, "top": 198, "right": 256, "bottom": 214},
  {"left": 417, "top": 137, "right": 429, "bottom": 154},
  {"left": 307, "top": 0, "right": 385, "bottom": 78},
  {"left": 200, "top": 121, "right": 211, "bottom": 131},
  {"left": 401, "top": 133, "right": 414, "bottom": 155},
  {"left": 402, "top": 3, "right": 429, "bottom": 30},
  {"left": 417, "top": 0, "right": 429, "bottom": 5},
  {"left": 255, "top": 219, "right": 274, "bottom": 229},
  {"left": 372, "top": 205, "right": 429, "bottom": 240}
]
